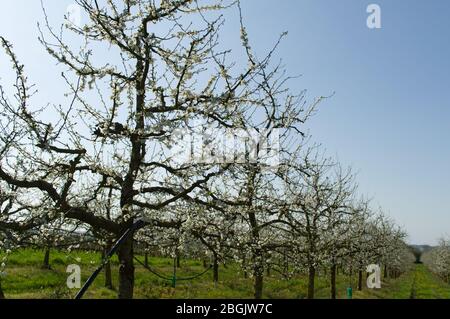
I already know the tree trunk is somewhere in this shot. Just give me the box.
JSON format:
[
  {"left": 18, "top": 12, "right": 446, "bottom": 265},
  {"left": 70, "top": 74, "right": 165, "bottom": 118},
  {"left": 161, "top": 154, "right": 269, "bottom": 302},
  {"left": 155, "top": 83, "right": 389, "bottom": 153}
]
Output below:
[
  {"left": 213, "top": 254, "right": 219, "bottom": 286},
  {"left": 104, "top": 260, "right": 113, "bottom": 289},
  {"left": 0, "top": 281, "right": 5, "bottom": 299},
  {"left": 254, "top": 272, "right": 263, "bottom": 299},
  {"left": 252, "top": 248, "right": 264, "bottom": 299},
  {"left": 42, "top": 247, "right": 51, "bottom": 269},
  {"left": 248, "top": 207, "right": 264, "bottom": 300},
  {"left": 243, "top": 255, "right": 248, "bottom": 278},
  {"left": 384, "top": 265, "right": 388, "bottom": 278},
  {"left": 176, "top": 254, "right": 181, "bottom": 268},
  {"left": 283, "top": 251, "right": 289, "bottom": 275},
  {"left": 144, "top": 252, "right": 149, "bottom": 268},
  {"left": 118, "top": 236, "right": 134, "bottom": 299},
  {"left": 172, "top": 257, "right": 177, "bottom": 288},
  {"left": 104, "top": 242, "right": 113, "bottom": 290},
  {"left": 307, "top": 266, "right": 316, "bottom": 299},
  {"left": 330, "top": 264, "right": 337, "bottom": 299},
  {"left": 358, "top": 270, "right": 363, "bottom": 291}
]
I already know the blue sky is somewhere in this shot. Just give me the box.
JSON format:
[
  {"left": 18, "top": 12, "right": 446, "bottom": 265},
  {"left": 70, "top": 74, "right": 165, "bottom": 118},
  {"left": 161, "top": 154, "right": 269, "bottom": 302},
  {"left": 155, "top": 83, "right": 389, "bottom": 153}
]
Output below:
[{"left": 0, "top": 1, "right": 449, "bottom": 244}]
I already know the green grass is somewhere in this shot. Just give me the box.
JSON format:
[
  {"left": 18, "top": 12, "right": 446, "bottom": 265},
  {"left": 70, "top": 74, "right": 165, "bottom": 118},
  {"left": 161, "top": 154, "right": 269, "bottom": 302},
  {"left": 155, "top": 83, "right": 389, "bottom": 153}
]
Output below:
[
  {"left": 354, "top": 264, "right": 450, "bottom": 299},
  {"left": 1, "top": 249, "right": 448, "bottom": 299},
  {"left": 411, "top": 264, "right": 450, "bottom": 299}
]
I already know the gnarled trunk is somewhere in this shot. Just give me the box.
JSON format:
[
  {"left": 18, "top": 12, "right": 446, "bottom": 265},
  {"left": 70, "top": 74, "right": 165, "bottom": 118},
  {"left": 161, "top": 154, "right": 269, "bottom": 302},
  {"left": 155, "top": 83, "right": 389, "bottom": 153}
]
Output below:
[{"left": 118, "top": 236, "right": 134, "bottom": 299}]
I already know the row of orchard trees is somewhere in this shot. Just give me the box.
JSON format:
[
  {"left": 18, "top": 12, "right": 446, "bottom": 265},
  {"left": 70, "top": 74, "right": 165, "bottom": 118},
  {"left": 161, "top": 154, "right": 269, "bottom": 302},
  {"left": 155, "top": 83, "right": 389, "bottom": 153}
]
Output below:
[
  {"left": 423, "top": 238, "right": 450, "bottom": 283},
  {"left": 140, "top": 149, "right": 411, "bottom": 299},
  {"left": 0, "top": 0, "right": 410, "bottom": 299}
]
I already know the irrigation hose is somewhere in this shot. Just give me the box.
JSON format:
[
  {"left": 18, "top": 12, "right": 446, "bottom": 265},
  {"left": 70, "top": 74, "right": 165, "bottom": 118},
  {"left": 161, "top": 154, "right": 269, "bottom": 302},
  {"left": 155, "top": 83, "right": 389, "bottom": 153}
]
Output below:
[{"left": 134, "top": 256, "right": 213, "bottom": 282}]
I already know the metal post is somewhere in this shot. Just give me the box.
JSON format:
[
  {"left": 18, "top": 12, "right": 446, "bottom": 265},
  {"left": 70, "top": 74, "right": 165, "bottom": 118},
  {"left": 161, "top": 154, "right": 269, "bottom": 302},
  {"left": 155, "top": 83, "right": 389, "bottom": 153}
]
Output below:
[{"left": 347, "top": 287, "right": 353, "bottom": 299}]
